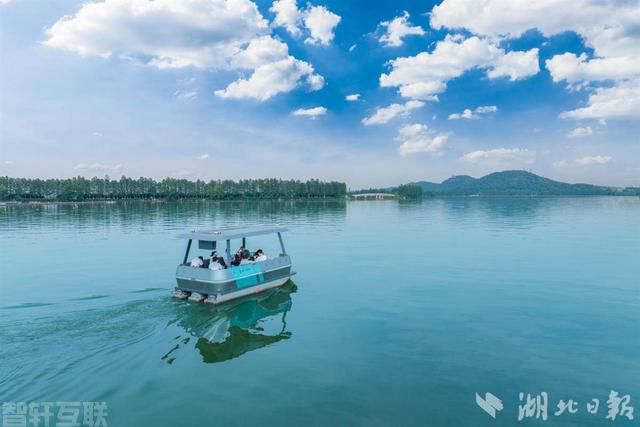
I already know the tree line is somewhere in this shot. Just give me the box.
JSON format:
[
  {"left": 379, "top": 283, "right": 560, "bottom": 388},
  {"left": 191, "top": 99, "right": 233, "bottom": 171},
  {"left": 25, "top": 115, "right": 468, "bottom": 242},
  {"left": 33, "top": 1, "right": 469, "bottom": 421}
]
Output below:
[{"left": 1, "top": 176, "right": 348, "bottom": 201}]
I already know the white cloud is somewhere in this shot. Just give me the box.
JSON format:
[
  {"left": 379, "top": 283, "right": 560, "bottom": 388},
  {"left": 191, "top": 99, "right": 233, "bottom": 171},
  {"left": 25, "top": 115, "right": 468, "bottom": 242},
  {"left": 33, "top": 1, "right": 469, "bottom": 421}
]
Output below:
[
  {"left": 567, "top": 126, "right": 593, "bottom": 139},
  {"left": 560, "top": 79, "right": 640, "bottom": 120},
  {"left": 474, "top": 105, "right": 497, "bottom": 114},
  {"left": 430, "top": 0, "right": 640, "bottom": 57},
  {"left": 270, "top": 1, "right": 340, "bottom": 46},
  {"left": 395, "top": 124, "right": 447, "bottom": 156},
  {"left": 175, "top": 90, "right": 197, "bottom": 100},
  {"left": 270, "top": 0, "right": 302, "bottom": 36},
  {"left": 196, "top": 153, "right": 209, "bottom": 160},
  {"left": 449, "top": 109, "right": 477, "bottom": 120},
  {"left": 45, "top": 0, "right": 324, "bottom": 101},
  {"left": 487, "top": 48, "right": 540, "bottom": 81},
  {"left": 460, "top": 148, "right": 535, "bottom": 165},
  {"left": 292, "top": 106, "right": 327, "bottom": 117},
  {"left": 303, "top": 5, "right": 341, "bottom": 46},
  {"left": 0, "top": 0, "right": 14, "bottom": 4},
  {"left": 74, "top": 163, "right": 122, "bottom": 172},
  {"left": 229, "top": 35, "right": 289, "bottom": 69},
  {"left": 575, "top": 155, "right": 612, "bottom": 166},
  {"left": 554, "top": 155, "right": 613, "bottom": 167},
  {"left": 362, "top": 100, "right": 424, "bottom": 126},
  {"left": 449, "top": 105, "right": 497, "bottom": 120},
  {"left": 379, "top": 11, "right": 425, "bottom": 47},
  {"left": 345, "top": 93, "right": 360, "bottom": 101},
  {"left": 349, "top": 44, "right": 357, "bottom": 52},
  {"left": 214, "top": 56, "right": 323, "bottom": 101},
  {"left": 45, "top": 0, "right": 269, "bottom": 69},
  {"left": 546, "top": 53, "right": 640, "bottom": 86},
  {"left": 380, "top": 35, "right": 539, "bottom": 100},
  {"left": 429, "top": 0, "right": 640, "bottom": 120},
  {"left": 4, "top": 160, "right": 15, "bottom": 165}
]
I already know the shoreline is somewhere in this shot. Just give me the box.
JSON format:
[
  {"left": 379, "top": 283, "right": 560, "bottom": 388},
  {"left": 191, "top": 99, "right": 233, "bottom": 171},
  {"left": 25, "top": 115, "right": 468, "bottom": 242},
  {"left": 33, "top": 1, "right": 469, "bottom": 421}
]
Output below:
[{"left": 1, "top": 193, "right": 638, "bottom": 207}]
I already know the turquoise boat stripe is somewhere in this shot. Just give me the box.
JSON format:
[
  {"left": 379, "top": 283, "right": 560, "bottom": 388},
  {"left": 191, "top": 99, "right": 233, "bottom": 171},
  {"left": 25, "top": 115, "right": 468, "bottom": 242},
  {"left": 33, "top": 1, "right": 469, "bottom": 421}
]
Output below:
[{"left": 229, "top": 264, "right": 265, "bottom": 289}]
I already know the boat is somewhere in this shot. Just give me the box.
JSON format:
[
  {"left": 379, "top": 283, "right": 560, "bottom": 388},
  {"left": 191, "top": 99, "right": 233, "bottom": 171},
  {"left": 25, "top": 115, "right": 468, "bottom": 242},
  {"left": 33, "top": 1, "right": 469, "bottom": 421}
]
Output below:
[{"left": 173, "top": 226, "right": 295, "bottom": 304}]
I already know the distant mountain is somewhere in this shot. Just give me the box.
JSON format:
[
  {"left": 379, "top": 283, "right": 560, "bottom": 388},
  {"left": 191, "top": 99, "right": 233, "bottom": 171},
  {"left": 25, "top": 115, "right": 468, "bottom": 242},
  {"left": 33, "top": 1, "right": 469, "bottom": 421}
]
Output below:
[{"left": 407, "top": 170, "right": 639, "bottom": 196}]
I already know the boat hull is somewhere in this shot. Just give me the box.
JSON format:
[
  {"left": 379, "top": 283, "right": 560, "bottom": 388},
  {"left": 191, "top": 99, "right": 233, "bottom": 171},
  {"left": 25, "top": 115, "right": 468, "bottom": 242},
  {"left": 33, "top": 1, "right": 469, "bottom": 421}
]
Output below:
[{"left": 175, "top": 255, "right": 293, "bottom": 304}]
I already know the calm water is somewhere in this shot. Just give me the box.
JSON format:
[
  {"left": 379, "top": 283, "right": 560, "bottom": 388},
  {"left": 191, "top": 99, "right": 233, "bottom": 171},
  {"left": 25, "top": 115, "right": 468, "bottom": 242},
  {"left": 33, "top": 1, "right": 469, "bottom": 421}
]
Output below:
[{"left": 1, "top": 198, "right": 638, "bottom": 426}]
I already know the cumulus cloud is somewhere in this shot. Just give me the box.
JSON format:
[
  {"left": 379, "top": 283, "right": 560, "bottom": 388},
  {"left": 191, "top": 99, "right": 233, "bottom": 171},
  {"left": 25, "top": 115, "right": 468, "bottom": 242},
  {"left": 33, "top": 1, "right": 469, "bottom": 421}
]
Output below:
[
  {"left": 395, "top": 124, "right": 447, "bottom": 156},
  {"left": 270, "top": 0, "right": 302, "bottom": 36},
  {"left": 292, "top": 106, "right": 327, "bottom": 117},
  {"left": 460, "top": 148, "right": 535, "bottom": 166},
  {"left": 546, "top": 53, "right": 640, "bottom": 86},
  {"left": 575, "top": 155, "right": 612, "bottom": 166},
  {"left": 215, "top": 56, "right": 323, "bottom": 101},
  {"left": 379, "top": 11, "right": 425, "bottom": 47},
  {"left": 380, "top": 35, "right": 539, "bottom": 100},
  {"left": 560, "top": 80, "right": 640, "bottom": 120},
  {"left": 45, "top": 0, "right": 268, "bottom": 69},
  {"left": 303, "top": 5, "right": 341, "bottom": 45},
  {"left": 567, "top": 126, "right": 593, "bottom": 139},
  {"left": 196, "top": 153, "right": 209, "bottom": 160},
  {"left": 45, "top": 0, "right": 324, "bottom": 101},
  {"left": 429, "top": 0, "right": 640, "bottom": 120},
  {"left": 449, "top": 105, "right": 497, "bottom": 120},
  {"left": 487, "top": 48, "right": 540, "bottom": 81},
  {"left": 270, "top": 0, "right": 340, "bottom": 46},
  {"left": 362, "top": 100, "right": 424, "bottom": 126},
  {"left": 345, "top": 93, "right": 360, "bottom": 101}
]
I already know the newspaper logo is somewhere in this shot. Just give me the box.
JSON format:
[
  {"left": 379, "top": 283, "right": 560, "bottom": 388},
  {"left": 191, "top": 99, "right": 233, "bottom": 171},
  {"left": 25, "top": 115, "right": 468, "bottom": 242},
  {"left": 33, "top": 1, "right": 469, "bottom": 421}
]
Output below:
[{"left": 476, "top": 392, "right": 504, "bottom": 419}]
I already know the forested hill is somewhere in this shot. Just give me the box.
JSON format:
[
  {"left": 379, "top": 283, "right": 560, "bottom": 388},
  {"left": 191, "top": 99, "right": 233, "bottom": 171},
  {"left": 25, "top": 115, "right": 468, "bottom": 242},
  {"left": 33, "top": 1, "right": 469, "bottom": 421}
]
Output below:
[
  {"left": 409, "top": 171, "right": 639, "bottom": 196},
  {"left": 1, "top": 176, "right": 347, "bottom": 201}
]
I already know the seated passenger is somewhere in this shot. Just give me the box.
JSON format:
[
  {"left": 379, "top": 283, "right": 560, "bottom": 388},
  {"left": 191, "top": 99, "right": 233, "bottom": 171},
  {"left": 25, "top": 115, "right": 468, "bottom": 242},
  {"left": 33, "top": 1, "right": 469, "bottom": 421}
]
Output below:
[
  {"left": 217, "top": 256, "right": 227, "bottom": 269},
  {"left": 254, "top": 249, "right": 267, "bottom": 262},
  {"left": 190, "top": 256, "right": 204, "bottom": 268},
  {"left": 242, "top": 249, "right": 251, "bottom": 259},
  {"left": 209, "top": 255, "right": 223, "bottom": 271},
  {"left": 235, "top": 246, "right": 245, "bottom": 258},
  {"left": 230, "top": 254, "right": 242, "bottom": 267}
]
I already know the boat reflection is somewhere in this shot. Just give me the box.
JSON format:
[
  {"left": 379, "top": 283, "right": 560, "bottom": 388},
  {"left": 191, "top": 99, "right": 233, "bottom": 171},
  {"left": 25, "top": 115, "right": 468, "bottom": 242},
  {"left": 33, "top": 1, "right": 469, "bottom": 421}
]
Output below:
[{"left": 163, "top": 281, "right": 297, "bottom": 364}]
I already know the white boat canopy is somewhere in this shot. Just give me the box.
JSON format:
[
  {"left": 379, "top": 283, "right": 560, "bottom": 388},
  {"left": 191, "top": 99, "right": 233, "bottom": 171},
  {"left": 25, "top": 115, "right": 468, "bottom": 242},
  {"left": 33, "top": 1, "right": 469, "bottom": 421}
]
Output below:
[{"left": 177, "top": 226, "right": 289, "bottom": 242}]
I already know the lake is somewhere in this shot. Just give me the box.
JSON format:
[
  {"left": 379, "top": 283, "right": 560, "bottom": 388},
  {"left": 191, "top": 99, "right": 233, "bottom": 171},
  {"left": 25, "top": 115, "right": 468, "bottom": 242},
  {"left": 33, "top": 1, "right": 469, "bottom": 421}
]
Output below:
[{"left": 1, "top": 198, "right": 638, "bottom": 426}]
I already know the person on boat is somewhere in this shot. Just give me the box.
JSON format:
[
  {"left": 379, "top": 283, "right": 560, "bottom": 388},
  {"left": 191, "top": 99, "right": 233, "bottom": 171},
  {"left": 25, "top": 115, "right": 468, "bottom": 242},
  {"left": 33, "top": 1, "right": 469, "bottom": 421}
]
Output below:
[
  {"left": 230, "top": 253, "right": 242, "bottom": 267},
  {"left": 254, "top": 249, "right": 267, "bottom": 262},
  {"left": 235, "top": 246, "right": 245, "bottom": 258},
  {"left": 209, "top": 255, "right": 224, "bottom": 271},
  {"left": 239, "top": 255, "right": 254, "bottom": 265},
  {"left": 190, "top": 256, "right": 204, "bottom": 268},
  {"left": 216, "top": 256, "right": 227, "bottom": 269}
]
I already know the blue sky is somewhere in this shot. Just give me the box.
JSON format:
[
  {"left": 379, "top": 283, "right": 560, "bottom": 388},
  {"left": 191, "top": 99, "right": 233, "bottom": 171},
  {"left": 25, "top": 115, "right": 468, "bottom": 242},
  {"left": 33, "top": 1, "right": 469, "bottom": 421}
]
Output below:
[{"left": 1, "top": 0, "right": 639, "bottom": 188}]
